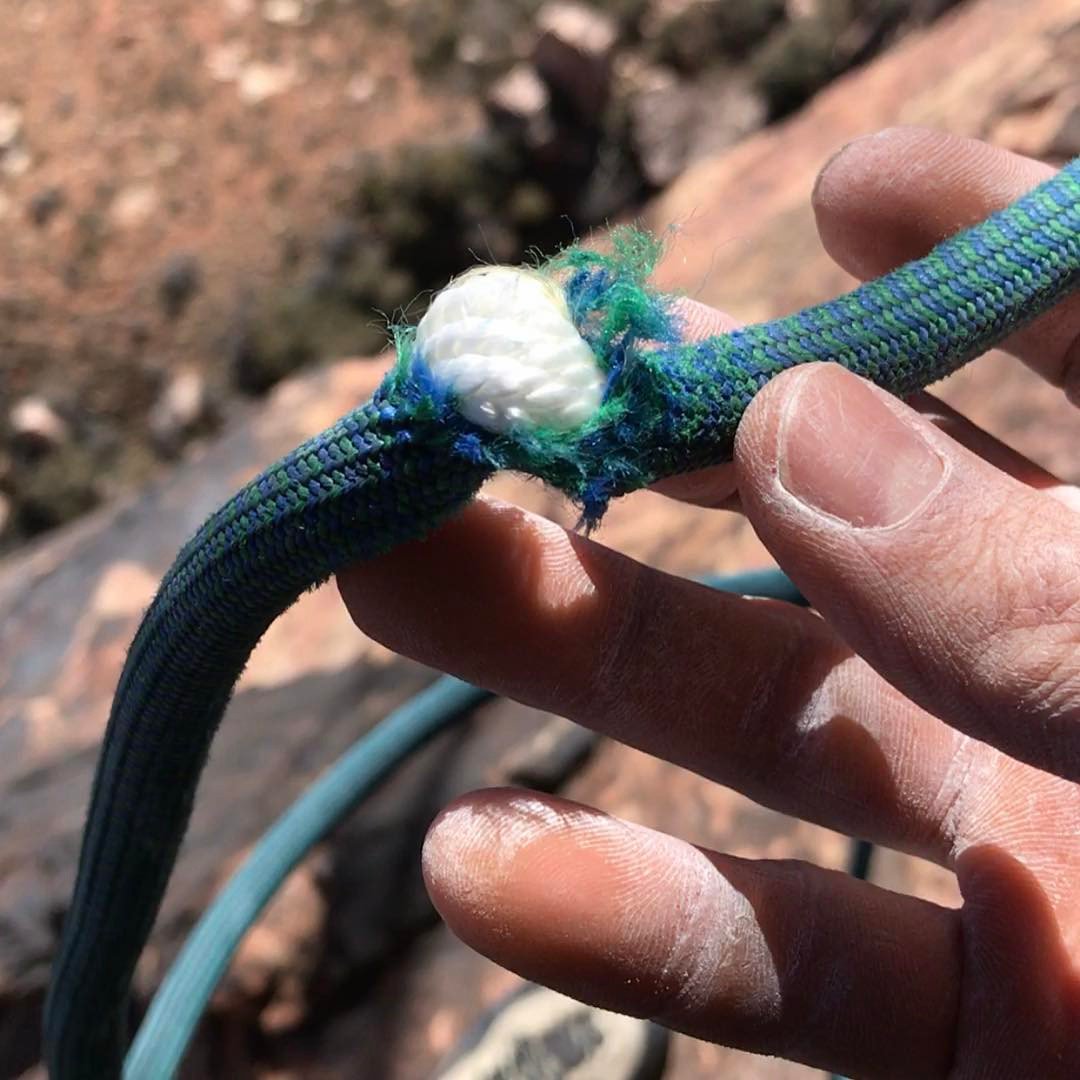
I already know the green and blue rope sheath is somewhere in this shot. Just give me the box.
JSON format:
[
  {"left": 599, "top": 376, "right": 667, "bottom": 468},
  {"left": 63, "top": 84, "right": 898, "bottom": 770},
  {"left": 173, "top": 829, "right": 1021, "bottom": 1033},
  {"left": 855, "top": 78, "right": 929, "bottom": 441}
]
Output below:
[{"left": 45, "top": 158, "right": 1080, "bottom": 1078}]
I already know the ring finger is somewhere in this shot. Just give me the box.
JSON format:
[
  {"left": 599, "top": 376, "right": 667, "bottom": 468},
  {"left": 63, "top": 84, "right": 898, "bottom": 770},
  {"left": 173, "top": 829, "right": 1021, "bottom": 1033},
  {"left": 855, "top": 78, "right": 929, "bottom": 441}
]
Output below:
[{"left": 422, "top": 788, "right": 960, "bottom": 1080}]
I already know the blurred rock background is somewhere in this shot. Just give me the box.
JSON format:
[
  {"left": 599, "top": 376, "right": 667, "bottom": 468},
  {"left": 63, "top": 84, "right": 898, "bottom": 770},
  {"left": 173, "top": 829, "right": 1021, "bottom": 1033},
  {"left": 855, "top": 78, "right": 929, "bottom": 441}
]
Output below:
[
  {"left": 2, "top": 0, "right": 1079, "bottom": 1077},
  {"left": 0, "top": 0, "right": 971, "bottom": 554}
]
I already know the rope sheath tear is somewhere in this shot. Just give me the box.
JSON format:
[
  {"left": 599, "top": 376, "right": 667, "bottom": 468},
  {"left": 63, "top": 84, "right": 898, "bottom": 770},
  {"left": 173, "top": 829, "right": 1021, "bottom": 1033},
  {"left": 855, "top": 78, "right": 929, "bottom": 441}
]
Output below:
[{"left": 44, "top": 158, "right": 1080, "bottom": 1079}]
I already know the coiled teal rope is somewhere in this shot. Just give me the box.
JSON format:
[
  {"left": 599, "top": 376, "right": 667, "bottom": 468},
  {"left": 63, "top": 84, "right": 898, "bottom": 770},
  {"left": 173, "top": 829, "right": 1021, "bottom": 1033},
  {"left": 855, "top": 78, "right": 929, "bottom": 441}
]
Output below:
[
  {"left": 45, "top": 158, "right": 1080, "bottom": 1078},
  {"left": 125, "top": 570, "right": 806, "bottom": 1078},
  {"left": 125, "top": 675, "right": 493, "bottom": 1078}
]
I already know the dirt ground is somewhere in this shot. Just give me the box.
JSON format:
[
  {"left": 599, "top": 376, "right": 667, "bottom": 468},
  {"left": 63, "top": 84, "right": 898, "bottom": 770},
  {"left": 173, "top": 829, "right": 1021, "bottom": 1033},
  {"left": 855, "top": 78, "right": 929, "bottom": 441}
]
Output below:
[{"left": 0, "top": 0, "right": 479, "bottom": 543}]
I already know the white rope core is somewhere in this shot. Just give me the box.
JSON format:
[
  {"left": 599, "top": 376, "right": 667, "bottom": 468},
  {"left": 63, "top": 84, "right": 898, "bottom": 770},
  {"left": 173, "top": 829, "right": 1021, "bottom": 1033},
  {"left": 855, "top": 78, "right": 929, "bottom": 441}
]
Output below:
[{"left": 415, "top": 266, "right": 605, "bottom": 433}]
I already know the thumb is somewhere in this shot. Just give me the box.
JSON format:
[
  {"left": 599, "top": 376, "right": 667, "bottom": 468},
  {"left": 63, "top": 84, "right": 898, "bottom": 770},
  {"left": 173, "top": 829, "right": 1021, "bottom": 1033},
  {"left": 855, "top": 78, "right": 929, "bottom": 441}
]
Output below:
[{"left": 734, "top": 362, "right": 1080, "bottom": 780}]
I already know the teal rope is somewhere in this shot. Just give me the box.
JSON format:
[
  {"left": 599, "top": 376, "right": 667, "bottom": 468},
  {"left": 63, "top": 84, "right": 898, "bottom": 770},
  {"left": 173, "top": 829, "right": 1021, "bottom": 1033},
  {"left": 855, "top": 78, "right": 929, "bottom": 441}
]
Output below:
[
  {"left": 126, "top": 570, "right": 803, "bottom": 1078},
  {"left": 46, "top": 159, "right": 1080, "bottom": 1078},
  {"left": 124, "top": 676, "right": 491, "bottom": 1079},
  {"left": 46, "top": 399, "right": 493, "bottom": 1078}
]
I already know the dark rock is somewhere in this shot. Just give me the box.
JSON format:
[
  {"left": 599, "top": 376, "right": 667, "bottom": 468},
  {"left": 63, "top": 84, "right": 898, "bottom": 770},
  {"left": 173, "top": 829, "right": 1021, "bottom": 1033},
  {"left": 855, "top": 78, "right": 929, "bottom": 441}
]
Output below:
[
  {"left": 485, "top": 63, "right": 557, "bottom": 151},
  {"left": 54, "top": 91, "right": 77, "bottom": 120},
  {"left": 406, "top": 0, "right": 527, "bottom": 80},
  {"left": 349, "top": 134, "right": 525, "bottom": 290},
  {"left": 628, "top": 68, "right": 766, "bottom": 187},
  {"left": 573, "top": 134, "right": 644, "bottom": 224},
  {"left": 750, "top": 0, "right": 967, "bottom": 119},
  {"left": 27, "top": 186, "right": 65, "bottom": 228},
  {"left": 347, "top": 263, "right": 416, "bottom": 315},
  {"left": 534, "top": 1, "right": 620, "bottom": 120},
  {"left": 10, "top": 443, "right": 100, "bottom": 534},
  {"left": 230, "top": 289, "right": 386, "bottom": 395},
  {"left": 279, "top": 230, "right": 304, "bottom": 271},
  {"left": 230, "top": 296, "right": 320, "bottom": 396},
  {"left": 589, "top": 0, "right": 650, "bottom": 31},
  {"left": 157, "top": 252, "right": 202, "bottom": 319},
  {"left": 318, "top": 219, "right": 362, "bottom": 270},
  {"left": 500, "top": 716, "right": 601, "bottom": 792},
  {"left": 751, "top": 9, "right": 845, "bottom": 119},
  {"left": 128, "top": 320, "right": 151, "bottom": 348},
  {"left": 507, "top": 181, "right": 555, "bottom": 227},
  {"left": 461, "top": 219, "right": 520, "bottom": 265}
]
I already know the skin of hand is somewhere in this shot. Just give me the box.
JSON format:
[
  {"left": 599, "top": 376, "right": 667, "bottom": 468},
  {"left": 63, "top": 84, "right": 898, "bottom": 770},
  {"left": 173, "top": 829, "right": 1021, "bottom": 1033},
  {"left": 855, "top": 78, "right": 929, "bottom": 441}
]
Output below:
[{"left": 338, "top": 128, "right": 1080, "bottom": 1079}]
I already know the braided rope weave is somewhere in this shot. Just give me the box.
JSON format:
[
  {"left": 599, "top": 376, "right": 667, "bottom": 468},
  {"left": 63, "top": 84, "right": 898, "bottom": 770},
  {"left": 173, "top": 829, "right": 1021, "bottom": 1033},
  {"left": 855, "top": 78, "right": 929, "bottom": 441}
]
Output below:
[{"left": 46, "top": 157, "right": 1080, "bottom": 1078}]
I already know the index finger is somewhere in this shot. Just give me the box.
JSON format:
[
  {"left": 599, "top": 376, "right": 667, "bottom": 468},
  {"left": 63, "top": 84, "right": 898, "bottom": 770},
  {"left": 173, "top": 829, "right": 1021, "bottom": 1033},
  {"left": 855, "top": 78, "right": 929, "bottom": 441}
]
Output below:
[{"left": 812, "top": 127, "right": 1080, "bottom": 397}]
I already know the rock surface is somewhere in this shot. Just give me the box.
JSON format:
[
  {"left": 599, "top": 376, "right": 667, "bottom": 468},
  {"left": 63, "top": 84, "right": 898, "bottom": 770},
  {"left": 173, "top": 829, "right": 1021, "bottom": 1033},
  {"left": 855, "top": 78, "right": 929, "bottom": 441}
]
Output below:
[
  {"left": 7, "top": 397, "right": 69, "bottom": 456},
  {"left": 3, "top": 0, "right": 1079, "bottom": 1076},
  {"left": 148, "top": 368, "right": 217, "bottom": 458},
  {"left": 0, "top": 1, "right": 481, "bottom": 553}
]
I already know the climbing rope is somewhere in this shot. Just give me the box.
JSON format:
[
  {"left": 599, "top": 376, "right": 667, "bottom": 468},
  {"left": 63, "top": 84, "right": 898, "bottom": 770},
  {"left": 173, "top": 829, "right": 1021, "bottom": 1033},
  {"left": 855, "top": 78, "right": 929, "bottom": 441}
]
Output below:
[
  {"left": 125, "top": 569, "right": 806, "bottom": 1078},
  {"left": 45, "top": 158, "right": 1080, "bottom": 1078}
]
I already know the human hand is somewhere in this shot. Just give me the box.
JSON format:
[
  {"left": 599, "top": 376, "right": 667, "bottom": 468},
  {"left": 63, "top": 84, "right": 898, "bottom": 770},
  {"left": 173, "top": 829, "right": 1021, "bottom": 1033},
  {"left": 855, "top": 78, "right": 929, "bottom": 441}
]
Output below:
[{"left": 338, "top": 128, "right": 1080, "bottom": 1078}]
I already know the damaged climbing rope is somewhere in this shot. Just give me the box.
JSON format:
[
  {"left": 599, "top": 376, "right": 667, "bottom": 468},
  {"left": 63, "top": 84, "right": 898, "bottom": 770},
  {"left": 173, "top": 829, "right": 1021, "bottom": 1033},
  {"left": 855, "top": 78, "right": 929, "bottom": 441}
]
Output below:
[{"left": 45, "top": 157, "right": 1080, "bottom": 1078}]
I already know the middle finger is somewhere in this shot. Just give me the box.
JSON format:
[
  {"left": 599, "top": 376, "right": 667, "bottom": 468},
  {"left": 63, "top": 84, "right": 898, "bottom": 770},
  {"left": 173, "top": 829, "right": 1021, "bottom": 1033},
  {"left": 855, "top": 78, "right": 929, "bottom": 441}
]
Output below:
[{"left": 338, "top": 497, "right": 1033, "bottom": 866}]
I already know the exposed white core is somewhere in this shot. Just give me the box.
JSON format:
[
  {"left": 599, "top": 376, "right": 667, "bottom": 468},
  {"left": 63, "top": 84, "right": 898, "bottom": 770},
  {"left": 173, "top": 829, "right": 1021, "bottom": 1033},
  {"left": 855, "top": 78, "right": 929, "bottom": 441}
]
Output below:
[{"left": 414, "top": 265, "right": 605, "bottom": 433}]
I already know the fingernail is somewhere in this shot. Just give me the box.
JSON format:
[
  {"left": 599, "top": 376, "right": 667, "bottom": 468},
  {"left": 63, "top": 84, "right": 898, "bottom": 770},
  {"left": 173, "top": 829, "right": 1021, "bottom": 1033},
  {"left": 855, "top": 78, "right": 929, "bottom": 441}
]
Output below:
[
  {"left": 811, "top": 138, "right": 856, "bottom": 203},
  {"left": 778, "top": 366, "right": 945, "bottom": 528}
]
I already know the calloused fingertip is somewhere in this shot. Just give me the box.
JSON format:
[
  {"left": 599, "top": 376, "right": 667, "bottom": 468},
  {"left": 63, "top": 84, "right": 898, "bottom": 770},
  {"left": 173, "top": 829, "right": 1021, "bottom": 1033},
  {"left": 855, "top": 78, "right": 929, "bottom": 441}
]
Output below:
[
  {"left": 420, "top": 787, "right": 779, "bottom": 1023},
  {"left": 420, "top": 787, "right": 961, "bottom": 1079},
  {"left": 421, "top": 790, "right": 505, "bottom": 924}
]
